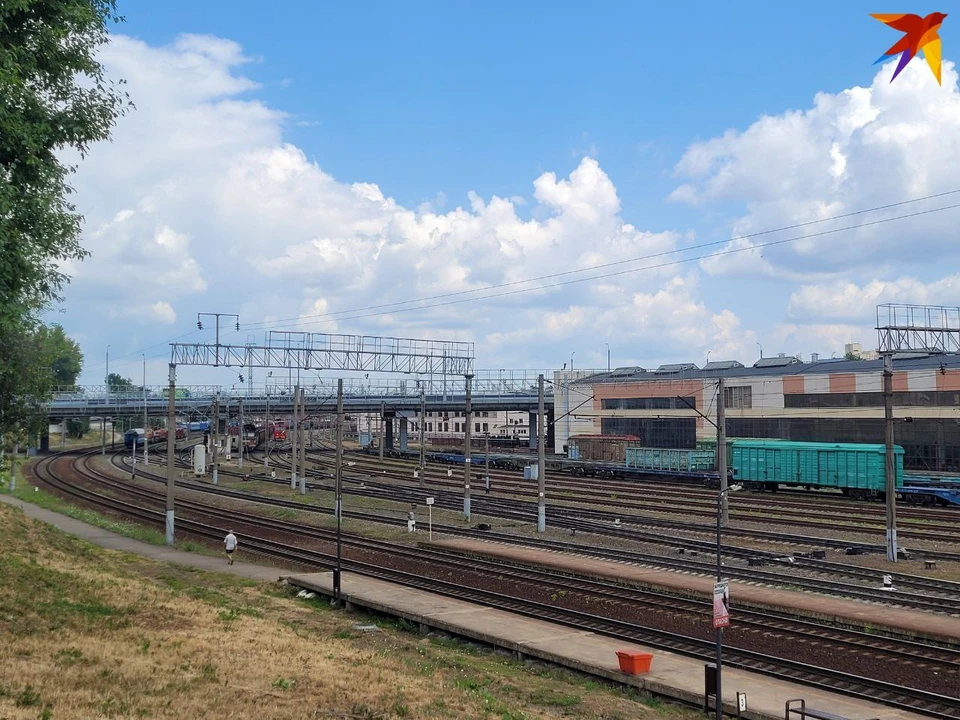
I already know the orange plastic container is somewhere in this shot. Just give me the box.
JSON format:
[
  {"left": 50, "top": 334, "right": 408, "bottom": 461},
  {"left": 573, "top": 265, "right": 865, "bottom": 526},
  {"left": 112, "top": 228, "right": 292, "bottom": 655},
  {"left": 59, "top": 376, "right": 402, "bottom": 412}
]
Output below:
[{"left": 616, "top": 651, "right": 653, "bottom": 675}]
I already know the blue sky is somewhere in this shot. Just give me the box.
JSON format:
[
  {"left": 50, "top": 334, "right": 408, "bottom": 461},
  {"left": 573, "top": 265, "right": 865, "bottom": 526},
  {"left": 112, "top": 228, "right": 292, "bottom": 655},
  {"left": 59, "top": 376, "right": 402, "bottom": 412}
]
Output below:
[
  {"left": 120, "top": 0, "right": 904, "bottom": 219},
  {"left": 61, "top": 1, "right": 960, "bottom": 385}
]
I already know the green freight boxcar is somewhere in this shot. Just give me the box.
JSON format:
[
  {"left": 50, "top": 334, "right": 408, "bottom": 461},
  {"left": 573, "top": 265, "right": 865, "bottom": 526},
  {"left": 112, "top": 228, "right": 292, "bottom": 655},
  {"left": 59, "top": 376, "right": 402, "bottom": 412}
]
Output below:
[
  {"left": 730, "top": 439, "right": 904, "bottom": 498},
  {"left": 625, "top": 447, "right": 716, "bottom": 473}
]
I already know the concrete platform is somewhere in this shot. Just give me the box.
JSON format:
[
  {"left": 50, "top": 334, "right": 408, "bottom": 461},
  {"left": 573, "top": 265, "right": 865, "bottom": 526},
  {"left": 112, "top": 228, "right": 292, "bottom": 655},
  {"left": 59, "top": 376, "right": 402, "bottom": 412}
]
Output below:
[
  {"left": 286, "top": 571, "right": 926, "bottom": 720},
  {"left": 422, "top": 537, "right": 960, "bottom": 644}
]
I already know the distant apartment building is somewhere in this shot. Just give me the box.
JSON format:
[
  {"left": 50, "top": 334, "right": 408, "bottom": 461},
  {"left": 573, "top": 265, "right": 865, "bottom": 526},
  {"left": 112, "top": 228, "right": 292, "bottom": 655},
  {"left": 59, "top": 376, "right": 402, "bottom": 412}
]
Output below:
[{"left": 844, "top": 342, "right": 879, "bottom": 361}]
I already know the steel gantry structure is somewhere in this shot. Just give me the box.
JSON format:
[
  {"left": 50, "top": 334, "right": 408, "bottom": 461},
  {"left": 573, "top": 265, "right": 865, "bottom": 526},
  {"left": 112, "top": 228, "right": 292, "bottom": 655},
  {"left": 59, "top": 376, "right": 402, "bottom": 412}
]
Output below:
[
  {"left": 874, "top": 303, "right": 960, "bottom": 563},
  {"left": 165, "top": 327, "right": 487, "bottom": 604}
]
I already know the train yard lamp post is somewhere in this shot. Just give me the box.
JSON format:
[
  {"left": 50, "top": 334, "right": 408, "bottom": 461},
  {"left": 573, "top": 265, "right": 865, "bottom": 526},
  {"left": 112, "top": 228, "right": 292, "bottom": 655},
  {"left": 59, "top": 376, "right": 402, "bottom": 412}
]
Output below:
[
  {"left": 334, "top": 378, "right": 344, "bottom": 605},
  {"left": 165, "top": 363, "right": 177, "bottom": 545},
  {"left": 102, "top": 345, "right": 110, "bottom": 455},
  {"left": 143, "top": 355, "right": 149, "bottom": 466},
  {"left": 537, "top": 373, "right": 546, "bottom": 531},
  {"left": 265, "top": 372, "right": 273, "bottom": 469},
  {"left": 713, "top": 483, "right": 742, "bottom": 720},
  {"left": 604, "top": 343, "right": 610, "bottom": 372}
]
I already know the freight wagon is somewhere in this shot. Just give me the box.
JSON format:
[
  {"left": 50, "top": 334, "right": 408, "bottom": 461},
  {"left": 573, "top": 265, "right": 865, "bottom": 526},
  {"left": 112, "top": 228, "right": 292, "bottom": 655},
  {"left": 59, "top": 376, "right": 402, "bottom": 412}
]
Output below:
[
  {"left": 625, "top": 447, "right": 716, "bottom": 473},
  {"left": 730, "top": 439, "right": 904, "bottom": 499}
]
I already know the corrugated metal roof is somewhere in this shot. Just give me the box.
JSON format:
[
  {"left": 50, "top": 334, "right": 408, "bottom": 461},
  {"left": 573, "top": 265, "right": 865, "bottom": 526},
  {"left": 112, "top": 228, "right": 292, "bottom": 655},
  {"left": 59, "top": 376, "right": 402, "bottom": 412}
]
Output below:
[
  {"left": 572, "top": 352, "right": 960, "bottom": 384},
  {"left": 655, "top": 363, "right": 699, "bottom": 373},
  {"left": 703, "top": 360, "right": 744, "bottom": 371},
  {"left": 732, "top": 439, "right": 904, "bottom": 453},
  {"left": 754, "top": 356, "right": 801, "bottom": 368}
]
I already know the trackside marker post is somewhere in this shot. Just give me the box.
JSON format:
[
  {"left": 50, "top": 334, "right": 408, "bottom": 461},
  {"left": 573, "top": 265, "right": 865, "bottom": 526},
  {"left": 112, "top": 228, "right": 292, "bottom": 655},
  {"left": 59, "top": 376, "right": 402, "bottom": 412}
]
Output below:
[{"left": 426, "top": 496, "right": 434, "bottom": 540}]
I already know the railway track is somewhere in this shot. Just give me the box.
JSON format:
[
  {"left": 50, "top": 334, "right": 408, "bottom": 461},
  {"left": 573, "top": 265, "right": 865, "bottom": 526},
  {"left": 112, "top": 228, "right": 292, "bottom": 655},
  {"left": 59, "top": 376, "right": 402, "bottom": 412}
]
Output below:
[
  {"left": 247, "top": 447, "right": 960, "bottom": 564},
  {"left": 25, "top": 448, "right": 960, "bottom": 719},
  {"left": 312, "top": 450, "right": 960, "bottom": 541},
  {"left": 140, "top": 442, "right": 960, "bottom": 607}
]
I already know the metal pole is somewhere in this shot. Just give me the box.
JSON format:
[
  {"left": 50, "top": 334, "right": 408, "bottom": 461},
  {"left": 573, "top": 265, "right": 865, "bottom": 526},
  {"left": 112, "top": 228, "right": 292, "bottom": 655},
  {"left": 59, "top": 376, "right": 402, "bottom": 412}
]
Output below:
[
  {"left": 212, "top": 393, "right": 219, "bottom": 485},
  {"left": 143, "top": 356, "right": 148, "bottom": 466},
  {"left": 165, "top": 364, "right": 176, "bottom": 545},
  {"left": 379, "top": 401, "right": 385, "bottom": 460},
  {"left": 299, "top": 388, "right": 307, "bottom": 495},
  {"left": 537, "top": 373, "right": 546, "bottom": 532},
  {"left": 884, "top": 354, "right": 898, "bottom": 562},
  {"left": 463, "top": 374, "right": 473, "bottom": 520},
  {"left": 238, "top": 399, "right": 244, "bottom": 469},
  {"left": 291, "top": 384, "right": 300, "bottom": 490},
  {"left": 485, "top": 434, "right": 490, "bottom": 493},
  {"left": 716, "top": 490, "right": 724, "bottom": 720},
  {"left": 419, "top": 387, "right": 426, "bottom": 487},
  {"left": 717, "top": 377, "right": 728, "bottom": 527},
  {"left": 334, "top": 378, "right": 344, "bottom": 604},
  {"left": 265, "top": 385, "right": 270, "bottom": 468}
]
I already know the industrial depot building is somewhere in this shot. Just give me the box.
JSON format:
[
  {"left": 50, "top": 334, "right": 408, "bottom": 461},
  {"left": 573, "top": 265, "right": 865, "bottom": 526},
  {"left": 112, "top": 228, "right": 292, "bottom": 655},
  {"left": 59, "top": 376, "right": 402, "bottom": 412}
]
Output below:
[{"left": 553, "top": 353, "right": 960, "bottom": 473}]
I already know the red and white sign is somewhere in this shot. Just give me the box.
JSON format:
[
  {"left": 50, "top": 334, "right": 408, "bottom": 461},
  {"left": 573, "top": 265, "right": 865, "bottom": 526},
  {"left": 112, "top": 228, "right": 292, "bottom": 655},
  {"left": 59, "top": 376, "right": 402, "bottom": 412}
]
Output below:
[{"left": 713, "top": 581, "right": 730, "bottom": 629}]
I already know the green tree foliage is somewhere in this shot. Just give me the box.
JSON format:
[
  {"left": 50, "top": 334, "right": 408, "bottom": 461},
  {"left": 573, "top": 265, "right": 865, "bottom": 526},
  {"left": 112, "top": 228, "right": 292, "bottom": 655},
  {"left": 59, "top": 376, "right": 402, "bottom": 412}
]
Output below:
[
  {"left": 38, "top": 324, "right": 83, "bottom": 386},
  {"left": 66, "top": 417, "right": 89, "bottom": 439},
  {"left": 1, "top": 320, "right": 86, "bottom": 446},
  {"left": 106, "top": 373, "right": 134, "bottom": 391},
  {"left": 0, "top": 1, "right": 128, "bottom": 447},
  {"left": 0, "top": 318, "right": 52, "bottom": 446},
  {"left": 0, "top": 0, "right": 130, "bottom": 321}
]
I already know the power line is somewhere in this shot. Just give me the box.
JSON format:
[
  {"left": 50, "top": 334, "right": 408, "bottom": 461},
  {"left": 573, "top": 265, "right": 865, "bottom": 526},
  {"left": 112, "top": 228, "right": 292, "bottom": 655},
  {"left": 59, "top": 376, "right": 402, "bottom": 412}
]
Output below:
[
  {"left": 239, "top": 189, "right": 960, "bottom": 331},
  {"left": 241, "top": 200, "right": 960, "bottom": 330}
]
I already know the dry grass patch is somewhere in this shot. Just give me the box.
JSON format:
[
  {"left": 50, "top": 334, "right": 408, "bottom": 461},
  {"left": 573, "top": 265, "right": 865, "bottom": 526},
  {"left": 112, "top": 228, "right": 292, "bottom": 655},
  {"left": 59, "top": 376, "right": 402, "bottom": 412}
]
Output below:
[{"left": 0, "top": 503, "right": 698, "bottom": 719}]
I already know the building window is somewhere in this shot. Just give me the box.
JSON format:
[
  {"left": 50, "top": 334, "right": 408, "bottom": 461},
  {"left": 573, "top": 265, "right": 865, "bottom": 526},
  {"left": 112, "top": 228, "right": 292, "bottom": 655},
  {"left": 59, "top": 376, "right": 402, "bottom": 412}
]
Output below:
[
  {"left": 601, "top": 418, "right": 696, "bottom": 448},
  {"left": 443, "top": 412, "right": 449, "bottom": 419},
  {"left": 474, "top": 422, "right": 481, "bottom": 432},
  {"left": 428, "top": 423, "right": 432, "bottom": 432},
  {"left": 444, "top": 423, "right": 449, "bottom": 432},
  {"left": 482, "top": 423, "right": 488, "bottom": 432},
  {"left": 724, "top": 386, "right": 753, "bottom": 409},
  {"left": 601, "top": 396, "right": 697, "bottom": 410}
]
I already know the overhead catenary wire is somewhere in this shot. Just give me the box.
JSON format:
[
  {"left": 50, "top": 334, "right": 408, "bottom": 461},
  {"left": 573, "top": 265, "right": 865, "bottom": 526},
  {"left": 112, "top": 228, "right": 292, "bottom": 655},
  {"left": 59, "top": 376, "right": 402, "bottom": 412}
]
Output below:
[
  {"left": 77, "top": 189, "right": 960, "bottom": 379},
  {"left": 239, "top": 193, "right": 960, "bottom": 331}
]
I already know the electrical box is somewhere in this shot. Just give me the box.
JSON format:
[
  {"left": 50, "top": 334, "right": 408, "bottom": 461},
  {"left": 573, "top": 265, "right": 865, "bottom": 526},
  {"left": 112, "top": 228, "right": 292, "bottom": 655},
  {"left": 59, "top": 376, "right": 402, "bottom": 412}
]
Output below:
[
  {"left": 193, "top": 444, "right": 206, "bottom": 476},
  {"left": 524, "top": 465, "right": 539, "bottom": 481}
]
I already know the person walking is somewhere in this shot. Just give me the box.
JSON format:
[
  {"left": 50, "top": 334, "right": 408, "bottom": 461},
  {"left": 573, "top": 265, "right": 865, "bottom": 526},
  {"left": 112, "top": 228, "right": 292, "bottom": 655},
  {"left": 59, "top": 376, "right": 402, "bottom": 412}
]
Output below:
[{"left": 224, "top": 530, "right": 238, "bottom": 565}]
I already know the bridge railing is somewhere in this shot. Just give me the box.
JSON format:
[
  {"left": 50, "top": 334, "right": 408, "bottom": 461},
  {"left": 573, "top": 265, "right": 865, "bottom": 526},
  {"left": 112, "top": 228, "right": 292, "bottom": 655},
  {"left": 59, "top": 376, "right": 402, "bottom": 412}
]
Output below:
[{"left": 49, "top": 370, "right": 557, "bottom": 405}]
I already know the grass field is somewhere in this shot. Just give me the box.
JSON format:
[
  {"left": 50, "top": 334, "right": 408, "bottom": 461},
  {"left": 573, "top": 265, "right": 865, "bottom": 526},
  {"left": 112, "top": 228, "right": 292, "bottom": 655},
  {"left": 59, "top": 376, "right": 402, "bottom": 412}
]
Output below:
[{"left": 0, "top": 501, "right": 698, "bottom": 720}]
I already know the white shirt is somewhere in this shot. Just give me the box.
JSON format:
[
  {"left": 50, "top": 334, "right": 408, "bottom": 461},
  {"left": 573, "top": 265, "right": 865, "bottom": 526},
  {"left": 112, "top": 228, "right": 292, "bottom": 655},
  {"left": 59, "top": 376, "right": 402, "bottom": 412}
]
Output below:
[{"left": 224, "top": 533, "right": 237, "bottom": 551}]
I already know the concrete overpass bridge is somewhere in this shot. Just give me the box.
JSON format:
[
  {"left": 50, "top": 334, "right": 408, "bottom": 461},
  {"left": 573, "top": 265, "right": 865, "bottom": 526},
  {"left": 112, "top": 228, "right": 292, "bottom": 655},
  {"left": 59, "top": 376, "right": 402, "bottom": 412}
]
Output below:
[
  {"left": 46, "top": 371, "right": 563, "bottom": 450},
  {"left": 48, "top": 370, "right": 557, "bottom": 419}
]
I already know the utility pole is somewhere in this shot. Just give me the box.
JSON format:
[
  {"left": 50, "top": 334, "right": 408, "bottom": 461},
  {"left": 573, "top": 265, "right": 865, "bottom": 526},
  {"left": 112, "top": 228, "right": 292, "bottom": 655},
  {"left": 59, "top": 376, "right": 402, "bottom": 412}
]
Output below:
[
  {"left": 165, "top": 364, "right": 176, "bottom": 545},
  {"left": 379, "top": 401, "right": 385, "bottom": 460},
  {"left": 101, "top": 346, "right": 110, "bottom": 456},
  {"left": 143, "top": 355, "right": 149, "bottom": 466},
  {"left": 299, "top": 388, "right": 307, "bottom": 495},
  {"left": 419, "top": 387, "right": 426, "bottom": 488},
  {"left": 265, "top": 383, "right": 270, "bottom": 469},
  {"left": 537, "top": 373, "right": 546, "bottom": 532},
  {"left": 238, "top": 399, "right": 244, "bottom": 469},
  {"left": 212, "top": 393, "right": 220, "bottom": 485},
  {"left": 464, "top": 374, "right": 473, "bottom": 521},
  {"left": 485, "top": 434, "right": 490, "bottom": 493},
  {"left": 291, "top": 384, "right": 300, "bottom": 490},
  {"left": 717, "top": 377, "right": 728, "bottom": 527},
  {"left": 883, "top": 354, "right": 898, "bottom": 562},
  {"left": 334, "top": 378, "right": 344, "bottom": 604}
]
